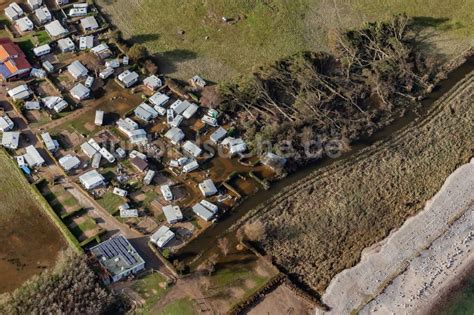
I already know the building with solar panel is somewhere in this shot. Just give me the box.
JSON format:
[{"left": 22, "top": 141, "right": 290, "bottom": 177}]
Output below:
[{"left": 89, "top": 234, "right": 145, "bottom": 284}]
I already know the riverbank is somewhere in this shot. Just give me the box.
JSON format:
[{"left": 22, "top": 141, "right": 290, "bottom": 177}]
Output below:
[{"left": 318, "top": 160, "right": 474, "bottom": 314}]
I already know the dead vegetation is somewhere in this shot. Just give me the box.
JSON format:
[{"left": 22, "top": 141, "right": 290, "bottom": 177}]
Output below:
[
  {"left": 218, "top": 15, "right": 438, "bottom": 169},
  {"left": 0, "top": 250, "right": 126, "bottom": 314},
  {"left": 234, "top": 71, "right": 474, "bottom": 293}
]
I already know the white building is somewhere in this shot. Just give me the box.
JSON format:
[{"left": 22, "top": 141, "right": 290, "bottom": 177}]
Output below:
[
  {"left": 57, "top": 37, "right": 75, "bottom": 53},
  {"left": 170, "top": 115, "right": 183, "bottom": 128},
  {"left": 34, "top": 6, "right": 52, "bottom": 24},
  {"left": 1, "top": 131, "right": 20, "bottom": 150},
  {"left": 99, "top": 67, "right": 114, "bottom": 79},
  {"left": 81, "top": 141, "right": 97, "bottom": 158},
  {"left": 23, "top": 145, "right": 45, "bottom": 168},
  {"left": 134, "top": 103, "right": 158, "bottom": 122},
  {"left": 222, "top": 137, "right": 247, "bottom": 155},
  {"left": 0, "top": 115, "right": 14, "bottom": 132},
  {"left": 79, "top": 170, "right": 105, "bottom": 190},
  {"left": 160, "top": 185, "right": 173, "bottom": 201},
  {"left": 190, "top": 75, "right": 206, "bottom": 88},
  {"left": 90, "top": 235, "right": 145, "bottom": 284},
  {"left": 202, "top": 115, "right": 218, "bottom": 127},
  {"left": 143, "top": 169, "right": 155, "bottom": 185},
  {"left": 45, "top": 20, "right": 68, "bottom": 38},
  {"left": 99, "top": 147, "right": 115, "bottom": 163},
  {"left": 143, "top": 75, "right": 162, "bottom": 91},
  {"left": 42, "top": 60, "right": 54, "bottom": 73},
  {"left": 117, "top": 70, "right": 139, "bottom": 88},
  {"left": 182, "top": 141, "right": 202, "bottom": 158},
  {"left": 70, "top": 83, "right": 90, "bottom": 101},
  {"left": 150, "top": 226, "right": 175, "bottom": 248},
  {"left": 162, "top": 205, "right": 183, "bottom": 224},
  {"left": 79, "top": 35, "right": 94, "bottom": 50},
  {"left": 4, "top": 3, "right": 24, "bottom": 21},
  {"left": 91, "top": 43, "right": 111, "bottom": 59},
  {"left": 183, "top": 160, "right": 199, "bottom": 173},
  {"left": 80, "top": 16, "right": 99, "bottom": 31},
  {"left": 68, "top": 7, "right": 87, "bottom": 17},
  {"left": 42, "top": 96, "right": 68, "bottom": 113},
  {"left": 8, "top": 84, "right": 30, "bottom": 101},
  {"left": 15, "top": 17, "right": 34, "bottom": 33},
  {"left": 182, "top": 103, "right": 199, "bottom": 119},
  {"left": 113, "top": 187, "right": 128, "bottom": 197},
  {"left": 210, "top": 127, "right": 227, "bottom": 144},
  {"left": 171, "top": 100, "right": 192, "bottom": 115},
  {"left": 95, "top": 110, "right": 104, "bottom": 126},
  {"left": 24, "top": 101, "right": 40, "bottom": 110},
  {"left": 33, "top": 43, "right": 51, "bottom": 57},
  {"left": 200, "top": 199, "right": 218, "bottom": 213},
  {"left": 58, "top": 155, "right": 81, "bottom": 172},
  {"left": 164, "top": 127, "right": 184, "bottom": 145},
  {"left": 67, "top": 60, "right": 88, "bottom": 80},
  {"left": 149, "top": 92, "right": 169, "bottom": 107},
  {"left": 192, "top": 203, "right": 214, "bottom": 221},
  {"left": 41, "top": 132, "right": 58, "bottom": 152},
  {"left": 27, "top": 0, "right": 42, "bottom": 9},
  {"left": 105, "top": 58, "right": 120, "bottom": 68},
  {"left": 199, "top": 179, "right": 218, "bottom": 197}
]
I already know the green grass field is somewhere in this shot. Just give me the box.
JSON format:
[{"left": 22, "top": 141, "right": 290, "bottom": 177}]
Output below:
[
  {"left": 159, "top": 298, "right": 195, "bottom": 315},
  {"left": 132, "top": 272, "right": 171, "bottom": 314},
  {"left": 98, "top": 0, "right": 473, "bottom": 81},
  {"left": 97, "top": 191, "right": 126, "bottom": 215}
]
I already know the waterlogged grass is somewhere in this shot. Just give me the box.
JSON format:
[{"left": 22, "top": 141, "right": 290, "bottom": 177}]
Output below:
[{"left": 97, "top": 0, "right": 474, "bottom": 80}]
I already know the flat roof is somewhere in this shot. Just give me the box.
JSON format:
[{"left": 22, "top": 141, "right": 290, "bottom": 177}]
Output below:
[{"left": 90, "top": 235, "right": 145, "bottom": 277}]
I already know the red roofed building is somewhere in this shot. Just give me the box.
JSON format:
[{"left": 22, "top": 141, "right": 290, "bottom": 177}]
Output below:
[{"left": 0, "top": 38, "right": 31, "bottom": 81}]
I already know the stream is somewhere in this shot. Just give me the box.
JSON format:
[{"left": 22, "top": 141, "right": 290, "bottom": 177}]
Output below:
[{"left": 176, "top": 55, "right": 474, "bottom": 263}]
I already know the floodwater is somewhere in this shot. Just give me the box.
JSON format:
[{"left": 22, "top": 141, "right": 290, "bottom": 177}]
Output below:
[{"left": 176, "top": 55, "right": 474, "bottom": 262}]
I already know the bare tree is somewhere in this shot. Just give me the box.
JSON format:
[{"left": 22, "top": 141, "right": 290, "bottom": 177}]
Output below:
[
  {"left": 244, "top": 220, "right": 266, "bottom": 242},
  {"left": 218, "top": 237, "right": 230, "bottom": 256}
]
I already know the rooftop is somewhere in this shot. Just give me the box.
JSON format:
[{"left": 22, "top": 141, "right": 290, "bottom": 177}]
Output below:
[{"left": 90, "top": 235, "right": 145, "bottom": 278}]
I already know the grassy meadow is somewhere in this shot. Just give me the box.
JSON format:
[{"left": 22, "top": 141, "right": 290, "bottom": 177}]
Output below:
[
  {"left": 97, "top": 0, "right": 474, "bottom": 81},
  {"left": 0, "top": 149, "right": 66, "bottom": 293}
]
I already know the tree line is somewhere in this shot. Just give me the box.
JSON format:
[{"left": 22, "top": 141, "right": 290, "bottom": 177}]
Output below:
[{"left": 214, "top": 14, "right": 437, "bottom": 170}]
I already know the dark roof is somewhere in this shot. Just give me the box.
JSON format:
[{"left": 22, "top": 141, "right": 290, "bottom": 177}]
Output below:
[{"left": 130, "top": 156, "right": 148, "bottom": 172}]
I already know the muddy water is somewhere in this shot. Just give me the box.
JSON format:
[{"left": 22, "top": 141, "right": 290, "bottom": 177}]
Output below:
[{"left": 177, "top": 56, "right": 474, "bottom": 261}]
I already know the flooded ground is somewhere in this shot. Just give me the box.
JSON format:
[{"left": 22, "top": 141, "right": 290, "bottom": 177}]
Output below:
[
  {"left": 176, "top": 55, "right": 474, "bottom": 263},
  {"left": 0, "top": 150, "right": 66, "bottom": 293}
]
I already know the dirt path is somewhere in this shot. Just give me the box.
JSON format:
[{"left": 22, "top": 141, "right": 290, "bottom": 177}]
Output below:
[
  {"left": 150, "top": 275, "right": 214, "bottom": 314},
  {"left": 66, "top": 184, "right": 174, "bottom": 277}
]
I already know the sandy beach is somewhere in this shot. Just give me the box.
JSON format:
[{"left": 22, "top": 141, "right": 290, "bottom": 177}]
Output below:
[{"left": 317, "top": 159, "right": 474, "bottom": 314}]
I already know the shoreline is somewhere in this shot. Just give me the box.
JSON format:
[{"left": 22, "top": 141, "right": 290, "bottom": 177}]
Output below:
[
  {"left": 422, "top": 259, "right": 474, "bottom": 315},
  {"left": 317, "top": 160, "right": 474, "bottom": 314}
]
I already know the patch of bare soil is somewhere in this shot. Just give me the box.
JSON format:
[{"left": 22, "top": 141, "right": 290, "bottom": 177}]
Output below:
[{"left": 246, "top": 284, "right": 315, "bottom": 315}]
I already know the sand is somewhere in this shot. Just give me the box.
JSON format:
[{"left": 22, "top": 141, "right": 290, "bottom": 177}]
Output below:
[{"left": 317, "top": 160, "right": 474, "bottom": 314}]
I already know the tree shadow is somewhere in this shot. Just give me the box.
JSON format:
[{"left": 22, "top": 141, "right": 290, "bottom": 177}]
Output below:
[
  {"left": 408, "top": 16, "right": 460, "bottom": 65},
  {"left": 153, "top": 49, "right": 198, "bottom": 74},
  {"left": 129, "top": 33, "right": 161, "bottom": 45}
]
